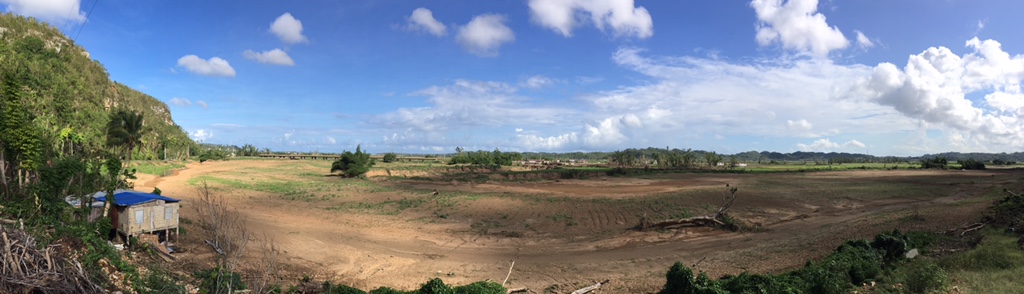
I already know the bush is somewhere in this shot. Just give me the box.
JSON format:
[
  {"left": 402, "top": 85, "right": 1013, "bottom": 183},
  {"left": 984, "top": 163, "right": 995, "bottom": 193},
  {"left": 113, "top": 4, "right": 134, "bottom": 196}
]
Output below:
[
  {"left": 959, "top": 158, "right": 986, "bottom": 170},
  {"left": 416, "top": 278, "right": 454, "bottom": 294},
  {"left": 382, "top": 152, "right": 398, "bottom": 163},
  {"left": 194, "top": 267, "right": 246, "bottom": 294},
  {"left": 871, "top": 230, "right": 911, "bottom": 264},
  {"left": 323, "top": 281, "right": 367, "bottom": 294},
  {"left": 453, "top": 281, "right": 505, "bottom": 294},
  {"left": 920, "top": 157, "right": 947, "bottom": 169},
  {"left": 888, "top": 259, "right": 947, "bottom": 293},
  {"left": 331, "top": 145, "right": 375, "bottom": 178},
  {"left": 369, "top": 287, "right": 408, "bottom": 294}
]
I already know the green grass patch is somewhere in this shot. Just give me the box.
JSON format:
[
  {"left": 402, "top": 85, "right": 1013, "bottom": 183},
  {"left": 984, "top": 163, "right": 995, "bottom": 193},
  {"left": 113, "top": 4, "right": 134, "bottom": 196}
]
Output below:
[{"left": 131, "top": 161, "right": 185, "bottom": 176}]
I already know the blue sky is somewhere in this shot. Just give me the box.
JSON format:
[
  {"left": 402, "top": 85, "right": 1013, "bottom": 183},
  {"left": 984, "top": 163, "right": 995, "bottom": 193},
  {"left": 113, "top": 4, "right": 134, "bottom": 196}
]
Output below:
[{"left": 6, "top": 0, "right": 1024, "bottom": 156}]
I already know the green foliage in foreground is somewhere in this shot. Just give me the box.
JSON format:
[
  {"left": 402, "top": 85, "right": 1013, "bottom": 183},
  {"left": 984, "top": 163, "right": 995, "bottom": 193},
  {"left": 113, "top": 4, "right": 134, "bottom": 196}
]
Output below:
[
  {"left": 321, "top": 279, "right": 504, "bottom": 294},
  {"left": 660, "top": 230, "right": 945, "bottom": 294}
]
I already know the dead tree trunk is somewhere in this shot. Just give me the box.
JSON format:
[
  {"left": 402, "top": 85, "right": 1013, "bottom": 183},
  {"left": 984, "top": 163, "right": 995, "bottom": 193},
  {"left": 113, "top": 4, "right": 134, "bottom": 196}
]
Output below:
[{"left": 571, "top": 280, "right": 609, "bottom": 294}]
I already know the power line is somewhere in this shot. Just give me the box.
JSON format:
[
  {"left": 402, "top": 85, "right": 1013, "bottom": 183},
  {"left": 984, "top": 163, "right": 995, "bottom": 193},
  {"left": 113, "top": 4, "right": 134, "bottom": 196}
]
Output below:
[{"left": 73, "top": 0, "right": 100, "bottom": 43}]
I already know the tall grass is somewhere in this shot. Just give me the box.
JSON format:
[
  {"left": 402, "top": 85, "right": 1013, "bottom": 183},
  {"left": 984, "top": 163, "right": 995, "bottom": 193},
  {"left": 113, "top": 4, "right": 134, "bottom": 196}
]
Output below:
[{"left": 940, "top": 231, "right": 1024, "bottom": 293}]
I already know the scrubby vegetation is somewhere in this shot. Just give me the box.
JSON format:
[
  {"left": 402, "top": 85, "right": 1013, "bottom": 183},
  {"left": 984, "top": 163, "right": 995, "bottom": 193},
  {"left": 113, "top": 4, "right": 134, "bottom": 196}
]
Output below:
[
  {"left": 331, "top": 145, "right": 375, "bottom": 178},
  {"left": 448, "top": 147, "right": 523, "bottom": 167}
]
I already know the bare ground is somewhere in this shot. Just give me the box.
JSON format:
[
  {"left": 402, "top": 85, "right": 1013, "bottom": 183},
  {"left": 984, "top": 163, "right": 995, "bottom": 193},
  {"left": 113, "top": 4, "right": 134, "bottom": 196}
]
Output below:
[{"left": 135, "top": 160, "right": 1014, "bottom": 293}]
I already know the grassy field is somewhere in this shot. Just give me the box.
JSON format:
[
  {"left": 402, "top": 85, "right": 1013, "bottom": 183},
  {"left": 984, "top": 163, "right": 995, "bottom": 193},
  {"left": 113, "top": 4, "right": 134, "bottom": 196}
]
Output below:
[{"left": 130, "top": 160, "right": 186, "bottom": 176}]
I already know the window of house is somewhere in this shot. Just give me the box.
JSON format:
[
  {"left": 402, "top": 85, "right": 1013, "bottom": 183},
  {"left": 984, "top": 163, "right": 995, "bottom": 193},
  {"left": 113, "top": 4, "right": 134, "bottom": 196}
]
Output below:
[
  {"left": 165, "top": 207, "right": 173, "bottom": 220},
  {"left": 135, "top": 210, "right": 144, "bottom": 225}
]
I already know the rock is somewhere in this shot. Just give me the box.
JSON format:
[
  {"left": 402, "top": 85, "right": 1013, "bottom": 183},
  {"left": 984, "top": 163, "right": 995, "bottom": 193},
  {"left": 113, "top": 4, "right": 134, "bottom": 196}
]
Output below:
[{"left": 905, "top": 248, "right": 919, "bottom": 259}]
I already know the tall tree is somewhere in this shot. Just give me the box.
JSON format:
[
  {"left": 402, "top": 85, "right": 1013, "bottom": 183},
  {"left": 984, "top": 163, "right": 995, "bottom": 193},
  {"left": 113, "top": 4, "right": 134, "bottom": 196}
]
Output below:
[
  {"left": 105, "top": 109, "right": 145, "bottom": 162},
  {"left": 0, "top": 74, "right": 43, "bottom": 190}
]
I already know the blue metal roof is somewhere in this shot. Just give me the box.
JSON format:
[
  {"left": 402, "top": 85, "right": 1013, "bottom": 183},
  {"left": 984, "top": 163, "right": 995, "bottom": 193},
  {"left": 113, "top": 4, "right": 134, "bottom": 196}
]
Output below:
[{"left": 95, "top": 191, "right": 181, "bottom": 206}]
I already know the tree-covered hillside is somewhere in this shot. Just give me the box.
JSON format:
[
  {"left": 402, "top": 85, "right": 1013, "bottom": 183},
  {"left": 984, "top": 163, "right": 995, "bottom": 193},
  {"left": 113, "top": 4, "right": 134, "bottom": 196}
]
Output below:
[{"left": 0, "top": 13, "right": 193, "bottom": 161}]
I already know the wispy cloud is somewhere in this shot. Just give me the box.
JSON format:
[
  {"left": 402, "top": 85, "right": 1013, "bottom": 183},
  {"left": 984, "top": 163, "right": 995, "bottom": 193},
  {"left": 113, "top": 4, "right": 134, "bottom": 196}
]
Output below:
[{"left": 243, "top": 49, "right": 295, "bottom": 66}]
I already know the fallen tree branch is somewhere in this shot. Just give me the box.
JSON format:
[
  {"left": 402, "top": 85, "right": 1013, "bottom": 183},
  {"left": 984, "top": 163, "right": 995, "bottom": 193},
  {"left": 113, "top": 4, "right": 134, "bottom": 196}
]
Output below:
[
  {"left": 502, "top": 260, "right": 514, "bottom": 287},
  {"left": 571, "top": 280, "right": 609, "bottom": 294},
  {"left": 1004, "top": 189, "right": 1020, "bottom": 198},
  {"left": 506, "top": 287, "right": 529, "bottom": 294},
  {"left": 637, "top": 216, "right": 724, "bottom": 231},
  {"left": 636, "top": 186, "right": 737, "bottom": 231},
  {"left": 691, "top": 256, "right": 707, "bottom": 268},
  {"left": 205, "top": 240, "right": 225, "bottom": 256},
  {"left": 961, "top": 223, "right": 985, "bottom": 236}
]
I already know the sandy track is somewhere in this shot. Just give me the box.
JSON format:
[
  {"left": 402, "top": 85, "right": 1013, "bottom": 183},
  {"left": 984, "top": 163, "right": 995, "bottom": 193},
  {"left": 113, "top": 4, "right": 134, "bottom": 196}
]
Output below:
[{"left": 137, "top": 160, "right": 1005, "bottom": 292}]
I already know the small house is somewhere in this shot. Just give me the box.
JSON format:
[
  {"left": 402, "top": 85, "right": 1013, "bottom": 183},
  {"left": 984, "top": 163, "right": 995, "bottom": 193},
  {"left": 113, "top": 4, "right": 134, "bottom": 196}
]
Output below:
[{"left": 96, "top": 191, "right": 181, "bottom": 242}]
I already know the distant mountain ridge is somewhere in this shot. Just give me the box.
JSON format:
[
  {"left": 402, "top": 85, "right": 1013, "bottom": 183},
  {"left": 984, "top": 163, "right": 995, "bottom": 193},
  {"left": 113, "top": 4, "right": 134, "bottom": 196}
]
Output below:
[{"left": 0, "top": 13, "right": 193, "bottom": 159}]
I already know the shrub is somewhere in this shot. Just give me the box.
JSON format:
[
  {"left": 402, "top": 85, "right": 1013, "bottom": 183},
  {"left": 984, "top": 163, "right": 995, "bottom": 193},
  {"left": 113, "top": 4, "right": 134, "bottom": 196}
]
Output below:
[
  {"left": 920, "top": 157, "right": 947, "bottom": 169},
  {"left": 331, "top": 145, "right": 375, "bottom": 178},
  {"left": 416, "top": 278, "right": 454, "bottom": 294},
  {"left": 382, "top": 152, "right": 398, "bottom": 163},
  {"left": 323, "top": 281, "right": 367, "bottom": 294},
  {"left": 369, "top": 287, "right": 408, "bottom": 294},
  {"left": 194, "top": 267, "right": 246, "bottom": 294},
  {"left": 959, "top": 158, "right": 986, "bottom": 170},
  {"left": 453, "top": 281, "right": 505, "bottom": 294},
  {"left": 889, "top": 259, "right": 947, "bottom": 293},
  {"left": 871, "top": 230, "right": 910, "bottom": 264}
]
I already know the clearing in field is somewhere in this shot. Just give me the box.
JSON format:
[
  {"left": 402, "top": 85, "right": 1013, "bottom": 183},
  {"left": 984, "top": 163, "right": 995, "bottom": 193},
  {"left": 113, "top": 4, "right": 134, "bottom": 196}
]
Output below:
[{"left": 134, "top": 159, "right": 1014, "bottom": 292}]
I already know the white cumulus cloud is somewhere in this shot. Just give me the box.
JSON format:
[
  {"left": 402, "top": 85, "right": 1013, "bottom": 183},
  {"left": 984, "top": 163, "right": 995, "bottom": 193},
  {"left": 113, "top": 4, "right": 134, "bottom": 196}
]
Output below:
[
  {"left": 196, "top": 100, "right": 208, "bottom": 109},
  {"left": 528, "top": 0, "right": 653, "bottom": 38},
  {"left": 191, "top": 129, "right": 213, "bottom": 142},
  {"left": 270, "top": 12, "right": 308, "bottom": 44},
  {"left": 456, "top": 14, "right": 515, "bottom": 57},
  {"left": 407, "top": 7, "right": 447, "bottom": 36},
  {"left": 243, "top": 49, "right": 295, "bottom": 66},
  {"left": 856, "top": 37, "right": 1024, "bottom": 149},
  {"left": 177, "top": 55, "right": 236, "bottom": 77},
  {"left": 0, "top": 0, "right": 85, "bottom": 25},
  {"left": 751, "top": 0, "right": 849, "bottom": 57}
]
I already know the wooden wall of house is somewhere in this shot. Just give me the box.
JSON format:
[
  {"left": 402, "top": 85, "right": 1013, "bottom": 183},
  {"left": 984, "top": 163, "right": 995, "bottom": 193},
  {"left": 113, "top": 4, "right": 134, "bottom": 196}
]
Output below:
[{"left": 117, "top": 200, "right": 180, "bottom": 236}]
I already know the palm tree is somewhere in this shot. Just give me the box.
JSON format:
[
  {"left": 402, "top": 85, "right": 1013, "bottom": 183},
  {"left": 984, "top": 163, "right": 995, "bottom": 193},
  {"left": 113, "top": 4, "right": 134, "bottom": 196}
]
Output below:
[{"left": 106, "top": 110, "right": 145, "bottom": 162}]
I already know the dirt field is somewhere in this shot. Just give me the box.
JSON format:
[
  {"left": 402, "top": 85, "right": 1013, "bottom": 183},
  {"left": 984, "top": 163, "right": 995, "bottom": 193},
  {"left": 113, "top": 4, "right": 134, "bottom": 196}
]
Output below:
[{"left": 134, "top": 160, "right": 1019, "bottom": 293}]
